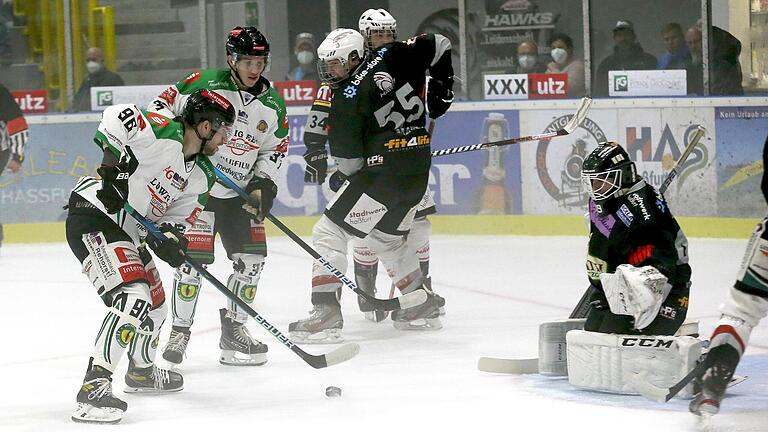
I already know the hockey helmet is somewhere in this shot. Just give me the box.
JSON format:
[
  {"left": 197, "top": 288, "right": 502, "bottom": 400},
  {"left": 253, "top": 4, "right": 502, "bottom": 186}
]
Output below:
[
  {"left": 226, "top": 26, "right": 270, "bottom": 67},
  {"left": 358, "top": 8, "right": 397, "bottom": 50},
  {"left": 182, "top": 89, "right": 236, "bottom": 140},
  {"left": 580, "top": 142, "right": 638, "bottom": 201},
  {"left": 317, "top": 28, "right": 365, "bottom": 87}
]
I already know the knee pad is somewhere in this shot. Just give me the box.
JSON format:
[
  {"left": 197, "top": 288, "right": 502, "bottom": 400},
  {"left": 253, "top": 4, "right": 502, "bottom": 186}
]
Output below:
[
  {"left": 352, "top": 237, "right": 378, "bottom": 266},
  {"left": 368, "top": 229, "right": 421, "bottom": 293},
  {"left": 566, "top": 330, "right": 701, "bottom": 397},
  {"left": 93, "top": 282, "right": 152, "bottom": 372},
  {"left": 171, "top": 263, "right": 203, "bottom": 327},
  {"left": 409, "top": 217, "right": 431, "bottom": 264},
  {"left": 81, "top": 232, "right": 147, "bottom": 297}
]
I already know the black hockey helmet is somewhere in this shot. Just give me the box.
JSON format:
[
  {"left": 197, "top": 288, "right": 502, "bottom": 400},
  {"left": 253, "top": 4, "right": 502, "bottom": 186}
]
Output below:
[
  {"left": 182, "top": 89, "right": 235, "bottom": 139},
  {"left": 581, "top": 142, "right": 638, "bottom": 201},
  {"left": 226, "top": 26, "right": 270, "bottom": 58}
]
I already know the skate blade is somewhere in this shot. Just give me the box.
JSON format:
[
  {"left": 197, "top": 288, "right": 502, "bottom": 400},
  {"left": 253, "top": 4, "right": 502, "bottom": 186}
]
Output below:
[
  {"left": 289, "top": 328, "right": 344, "bottom": 344},
  {"left": 393, "top": 317, "right": 443, "bottom": 331},
  {"left": 123, "top": 385, "right": 184, "bottom": 393},
  {"left": 71, "top": 403, "right": 122, "bottom": 424},
  {"left": 364, "top": 310, "right": 389, "bottom": 323},
  {"left": 219, "top": 350, "right": 268, "bottom": 366}
]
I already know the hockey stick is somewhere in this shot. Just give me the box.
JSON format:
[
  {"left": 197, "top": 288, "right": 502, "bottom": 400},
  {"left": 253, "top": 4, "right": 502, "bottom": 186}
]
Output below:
[
  {"left": 566, "top": 125, "right": 707, "bottom": 320},
  {"left": 478, "top": 357, "right": 539, "bottom": 374},
  {"left": 431, "top": 97, "right": 592, "bottom": 157},
  {"left": 124, "top": 203, "right": 360, "bottom": 369},
  {"left": 213, "top": 167, "right": 428, "bottom": 312}
]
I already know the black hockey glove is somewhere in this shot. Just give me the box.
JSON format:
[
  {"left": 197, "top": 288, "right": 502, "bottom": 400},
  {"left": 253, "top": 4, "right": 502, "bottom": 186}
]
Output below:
[
  {"left": 96, "top": 147, "right": 138, "bottom": 214},
  {"left": 243, "top": 176, "right": 278, "bottom": 221},
  {"left": 426, "top": 78, "right": 454, "bottom": 120},
  {"left": 303, "top": 148, "right": 328, "bottom": 184},
  {"left": 146, "top": 223, "right": 188, "bottom": 268},
  {"left": 328, "top": 171, "right": 348, "bottom": 193}
]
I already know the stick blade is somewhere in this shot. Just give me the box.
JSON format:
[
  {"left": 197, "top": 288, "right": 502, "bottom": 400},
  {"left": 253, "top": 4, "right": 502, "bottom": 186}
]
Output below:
[
  {"left": 307, "top": 342, "right": 361, "bottom": 369},
  {"left": 397, "top": 288, "right": 428, "bottom": 309},
  {"left": 478, "top": 357, "right": 539, "bottom": 374},
  {"left": 561, "top": 97, "right": 593, "bottom": 134},
  {"left": 631, "top": 375, "right": 672, "bottom": 402}
]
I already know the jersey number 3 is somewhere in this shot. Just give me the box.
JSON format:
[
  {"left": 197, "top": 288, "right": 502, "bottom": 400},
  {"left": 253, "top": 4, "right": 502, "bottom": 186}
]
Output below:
[{"left": 373, "top": 83, "right": 424, "bottom": 129}]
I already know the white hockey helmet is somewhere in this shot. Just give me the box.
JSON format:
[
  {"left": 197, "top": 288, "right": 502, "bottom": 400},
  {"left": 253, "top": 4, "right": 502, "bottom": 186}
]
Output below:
[
  {"left": 317, "top": 28, "right": 366, "bottom": 87},
  {"left": 358, "top": 8, "right": 397, "bottom": 50}
]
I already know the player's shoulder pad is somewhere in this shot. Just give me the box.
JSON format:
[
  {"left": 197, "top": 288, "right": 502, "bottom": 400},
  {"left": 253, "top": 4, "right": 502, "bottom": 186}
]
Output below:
[
  {"left": 176, "top": 68, "right": 237, "bottom": 94},
  {"left": 141, "top": 110, "right": 184, "bottom": 144},
  {"left": 195, "top": 154, "right": 217, "bottom": 191}
]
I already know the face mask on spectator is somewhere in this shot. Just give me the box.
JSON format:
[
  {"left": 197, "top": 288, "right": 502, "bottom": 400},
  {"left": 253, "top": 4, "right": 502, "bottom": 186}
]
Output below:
[
  {"left": 297, "top": 51, "right": 314, "bottom": 65},
  {"left": 551, "top": 48, "right": 568, "bottom": 65},
  {"left": 518, "top": 54, "right": 536, "bottom": 70},
  {"left": 86, "top": 61, "right": 102, "bottom": 74}
]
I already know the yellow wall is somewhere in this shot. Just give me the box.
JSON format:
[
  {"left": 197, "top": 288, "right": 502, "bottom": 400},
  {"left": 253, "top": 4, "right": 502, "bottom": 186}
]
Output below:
[{"left": 3, "top": 215, "right": 755, "bottom": 244}]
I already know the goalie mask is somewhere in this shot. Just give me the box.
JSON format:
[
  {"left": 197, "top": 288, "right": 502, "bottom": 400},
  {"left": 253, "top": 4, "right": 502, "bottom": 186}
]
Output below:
[
  {"left": 358, "top": 8, "right": 397, "bottom": 51},
  {"left": 581, "top": 142, "right": 638, "bottom": 202},
  {"left": 317, "top": 28, "right": 365, "bottom": 87}
]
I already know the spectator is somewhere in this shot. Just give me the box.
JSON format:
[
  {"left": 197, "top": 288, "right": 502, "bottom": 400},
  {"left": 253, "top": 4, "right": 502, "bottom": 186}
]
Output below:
[
  {"left": 685, "top": 25, "right": 703, "bottom": 95},
  {"left": 710, "top": 26, "right": 743, "bottom": 95},
  {"left": 515, "top": 40, "right": 547, "bottom": 74},
  {"left": 285, "top": 32, "right": 320, "bottom": 82},
  {"left": 545, "top": 33, "right": 585, "bottom": 97},
  {"left": 657, "top": 23, "right": 690, "bottom": 70},
  {"left": 594, "top": 20, "right": 657, "bottom": 96},
  {"left": 72, "top": 47, "right": 124, "bottom": 112}
]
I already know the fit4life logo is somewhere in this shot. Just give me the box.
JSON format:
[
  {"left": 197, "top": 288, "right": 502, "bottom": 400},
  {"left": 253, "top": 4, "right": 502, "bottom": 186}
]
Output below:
[{"left": 12, "top": 90, "right": 48, "bottom": 113}]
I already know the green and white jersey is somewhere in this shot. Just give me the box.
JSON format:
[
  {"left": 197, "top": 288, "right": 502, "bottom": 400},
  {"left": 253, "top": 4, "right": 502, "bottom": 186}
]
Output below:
[
  {"left": 72, "top": 104, "right": 216, "bottom": 243},
  {"left": 148, "top": 68, "right": 289, "bottom": 199}
]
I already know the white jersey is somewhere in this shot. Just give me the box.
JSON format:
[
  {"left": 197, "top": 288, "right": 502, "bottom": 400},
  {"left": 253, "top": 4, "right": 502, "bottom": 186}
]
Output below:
[
  {"left": 72, "top": 104, "right": 216, "bottom": 243},
  {"left": 148, "top": 68, "right": 289, "bottom": 199}
]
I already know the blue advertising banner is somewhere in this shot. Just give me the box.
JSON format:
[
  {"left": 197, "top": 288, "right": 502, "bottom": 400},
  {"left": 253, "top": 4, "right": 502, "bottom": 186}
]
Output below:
[{"left": 714, "top": 107, "right": 768, "bottom": 218}]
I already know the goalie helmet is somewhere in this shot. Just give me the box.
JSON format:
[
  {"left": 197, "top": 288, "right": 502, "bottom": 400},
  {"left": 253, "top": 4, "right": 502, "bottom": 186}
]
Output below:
[
  {"left": 317, "top": 28, "right": 365, "bottom": 87},
  {"left": 358, "top": 8, "right": 397, "bottom": 50},
  {"left": 581, "top": 142, "right": 638, "bottom": 202},
  {"left": 182, "top": 89, "right": 235, "bottom": 140}
]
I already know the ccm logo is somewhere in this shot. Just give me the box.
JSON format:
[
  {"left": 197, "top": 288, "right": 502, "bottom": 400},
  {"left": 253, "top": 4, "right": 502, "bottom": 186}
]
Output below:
[
  {"left": 528, "top": 74, "right": 568, "bottom": 99},
  {"left": 620, "top": 337, "right": 674, "bottom": 348}
]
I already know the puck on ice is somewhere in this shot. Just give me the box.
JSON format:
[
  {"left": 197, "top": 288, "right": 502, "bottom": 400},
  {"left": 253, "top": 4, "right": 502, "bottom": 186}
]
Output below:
[{"left": 325, "top": 386, "right": 341, "bottom": 398}]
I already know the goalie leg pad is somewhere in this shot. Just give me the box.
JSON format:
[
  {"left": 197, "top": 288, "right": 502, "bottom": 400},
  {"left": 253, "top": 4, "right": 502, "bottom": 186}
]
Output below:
[
  {"left": 538, "top": 319, "right": 586, "bottom": 376},
  {"left": 566, "top": 329, "right": 701, "bottom": 396}
]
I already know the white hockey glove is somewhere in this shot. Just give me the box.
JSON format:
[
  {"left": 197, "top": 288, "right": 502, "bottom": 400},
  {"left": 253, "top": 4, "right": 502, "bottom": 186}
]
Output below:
[{"left": 599, "top": 264, "right": 672, "bottom": 330}]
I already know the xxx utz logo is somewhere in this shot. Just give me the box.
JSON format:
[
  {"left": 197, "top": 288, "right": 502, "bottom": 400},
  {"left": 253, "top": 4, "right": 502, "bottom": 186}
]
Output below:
[{"left": 535, "top": 114, "right": 607, "bottom": 208}]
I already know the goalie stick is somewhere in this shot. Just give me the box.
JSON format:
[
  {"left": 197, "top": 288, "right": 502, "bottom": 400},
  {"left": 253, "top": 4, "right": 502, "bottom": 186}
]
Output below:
[
  {"left": 213, "top": 167, "right": 427, "bottom": 312},
  {"left": 124, "top": 203, "right": 359, "bottom": 369},
  {"left": 432, "top": 97, "right": 592, "bottom": 157},
  {"left": 478, "top": 126, "right": 707, "bottom": 375},
  {"left": 632, "top": 362, "right": 747, "bottom": 403}
]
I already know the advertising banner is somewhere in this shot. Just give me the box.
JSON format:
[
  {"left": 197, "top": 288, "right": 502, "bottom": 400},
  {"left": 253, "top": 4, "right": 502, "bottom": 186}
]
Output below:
[
  {"left": 714, "top": 106, "right": 768, "bottom": 218},
  {"left": 520, "top": 106, "right": 716, "bottom": 216},
  {"left": 608, "top": 70, "right": 687, "bottom": 97},
  {"left": 484, "top": 73, "right": 569, "bottom": 100},
  {"left": 90, "top": 85, "right": 168, "bottom": 111},
  {"left": 11, "top": 90, "right": 49, "bottom": 114},
  {"left": 273, "top": 80, "right": 318, "bottom": 106}
]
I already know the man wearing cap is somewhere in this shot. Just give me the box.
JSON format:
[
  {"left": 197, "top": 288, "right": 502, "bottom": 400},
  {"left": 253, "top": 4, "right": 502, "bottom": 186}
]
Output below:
[
  {"left": 595, "top": 20, "right": 657, "bottom": 96},
  {"left": 286, "top": 32, "right": 320, "bottom": 82}
]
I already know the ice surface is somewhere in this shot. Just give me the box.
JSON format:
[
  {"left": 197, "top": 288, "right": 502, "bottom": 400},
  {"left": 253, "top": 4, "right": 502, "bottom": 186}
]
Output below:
[{"left": 1, "top": 235, "right": 767, "bottom": 431}]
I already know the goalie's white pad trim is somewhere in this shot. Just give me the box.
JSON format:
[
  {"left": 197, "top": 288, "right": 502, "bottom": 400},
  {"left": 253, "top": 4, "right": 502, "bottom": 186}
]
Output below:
[
  {"left": 566, "top": 330, "right": 701, "bottom": 397},
  {"left": 600, "top": 264, "right": 672, "bottom": 329}
]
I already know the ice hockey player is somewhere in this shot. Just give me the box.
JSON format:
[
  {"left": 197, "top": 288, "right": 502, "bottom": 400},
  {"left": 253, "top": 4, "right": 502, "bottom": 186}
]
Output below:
[
  {"left": 549, "top": 142, "right": 695, "bottom": 393},
  {"left": 302, "top": 8, "right": 450, "bottom": 324},
  {"left": 67, "top": 89, "right": 235, "bottom": 423},
  {"left": 689, "top": 134, "right": 768, "bottom": 416},
  {"left": 288, "top": 26, "right": 453, "bottom": 342},
  {"left": 0, "top": 83, "right": 29, "bottom": 251},
  {"left": 148, "top": 26, "right": 288, "bottom": 366}
]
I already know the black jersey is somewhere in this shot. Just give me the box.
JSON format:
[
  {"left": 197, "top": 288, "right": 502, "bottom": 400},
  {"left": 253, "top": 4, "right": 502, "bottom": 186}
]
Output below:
[
  {"left": 327, "top": 34, "right": 452, "bottom": 176},
  {"left": 586, "top": 181, "right": 691, "bottom": 290}
]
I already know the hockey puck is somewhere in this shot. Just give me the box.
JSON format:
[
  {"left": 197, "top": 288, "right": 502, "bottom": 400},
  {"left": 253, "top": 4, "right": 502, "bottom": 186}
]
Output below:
[{"left": 325, "top": 386, "right": 342, "bottom": 398}]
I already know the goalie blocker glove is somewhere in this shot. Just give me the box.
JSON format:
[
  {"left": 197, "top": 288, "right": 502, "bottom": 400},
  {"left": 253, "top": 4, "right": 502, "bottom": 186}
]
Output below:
[
  {"left": 96, "top": 147, "right": 139, "bottom": 214},
  {"left": 146, "top": 223, "right": 188, "bottom": 267},
  {"left": 243, "top": 176, "right": 277, "bottom": 221}
]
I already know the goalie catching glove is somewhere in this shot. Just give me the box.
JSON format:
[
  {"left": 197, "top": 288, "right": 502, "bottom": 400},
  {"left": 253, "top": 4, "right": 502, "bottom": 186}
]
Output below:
[
  {"left": 599, "top": 264, "right": 672, "bottom": 330},
  {"left": 145, "top": 223, "right": 188, "bottom": 267},
  {"left": 242, "top": 176, "right": 277, "bottom": 221},
  {"left": 96, "top": 147, "right": 139, "bottom": 214}
]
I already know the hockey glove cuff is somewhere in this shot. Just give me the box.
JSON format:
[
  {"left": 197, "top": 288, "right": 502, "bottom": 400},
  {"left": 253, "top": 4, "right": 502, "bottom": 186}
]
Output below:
[
  {"left": 243, "top": 176, "right": 278, "bottom": 221},
  {"left": 146, "top": 223, "right": 188, "bottom": 268},
  {"left": 426, "top": 78, "right": 454, "bottom": 120},
  {"left": 96, "top": 147, "right": 138, "bottom": 214},
  {"left": 303, "top": 149, "right": 328, "bottom": 184}
]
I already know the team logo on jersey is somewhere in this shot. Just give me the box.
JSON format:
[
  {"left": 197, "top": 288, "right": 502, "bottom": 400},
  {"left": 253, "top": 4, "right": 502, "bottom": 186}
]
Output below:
[
  {"left": 146, "top": 185, "right": 170, "bottom": 217},
  {"left": 257, "top": 120, "right": 268, "bottom": 132},
  {"left": 240, "top": 285, "right": 257, "bottom": 302},
  {"left": 237, "top": 110, "right": 249, "bottom": 125},
  {"left": 163, "top": 166, "right": 188, "bottom": 190},
  {"left": 628, "top": 193, "right": 651, "bottom": 221},
  {"left": 115, "top": 323, "right": 136, "bottom": 348},
  {"left": 147, "top": 112, "right": 169, "bottom": 127},
  {"left": 184, "top": 70, "right": 201, "bottom": 83},
  {"left": 617, "top": 204, "right": 634, "bottom": 227},
  {"left": 373, "top": 72, "right": 394, "bottom": 95},
  {"left": 177, "top": 283, "right": 199, "bottom": 301},
  {"left": 343, "top": 85, "right": 357, "bottom": 99}
]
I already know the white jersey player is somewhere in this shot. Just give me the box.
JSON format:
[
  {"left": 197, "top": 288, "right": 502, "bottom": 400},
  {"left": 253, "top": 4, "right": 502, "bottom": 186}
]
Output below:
[
  {"left": 148, "top": 26, "right": 289, "bottom": 366},
  {"left": 67, "top": 90, "right": 235, "bottom": 424}
]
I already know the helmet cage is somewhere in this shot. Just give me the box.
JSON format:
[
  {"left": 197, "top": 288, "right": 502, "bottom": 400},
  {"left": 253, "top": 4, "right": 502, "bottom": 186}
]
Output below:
[
  {"left": 359, "top": 9, "right": 397, "bottom": 50},
  {"left": 581, "top": 167, "right": 623, "bottom": 201},
  {"left": 317, "top": 55, "right": 357, "bottom": 87}
]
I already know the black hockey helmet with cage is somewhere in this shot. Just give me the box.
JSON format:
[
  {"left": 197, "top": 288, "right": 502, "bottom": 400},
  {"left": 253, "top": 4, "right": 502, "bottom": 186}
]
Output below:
[
  {"left": 581, "top": 142, "right": 638, "bottom": 202},
  {"left": 182, "top": 89, "right": 235, "bottom": 139},
  {"left": 226, "top": 26, "right": 270, "bottom": 57}
]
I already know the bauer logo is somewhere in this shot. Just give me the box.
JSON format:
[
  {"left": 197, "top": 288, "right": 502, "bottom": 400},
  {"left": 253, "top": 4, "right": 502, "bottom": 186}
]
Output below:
[
  {"left": 115, "top": 323, "right": 136, "bottom": 348},
  {"left": 614, "top": 74, "right": 628, "bottom": 92},
  {"left": 97, "top": 90, "right": 113, "bottom": 106}
]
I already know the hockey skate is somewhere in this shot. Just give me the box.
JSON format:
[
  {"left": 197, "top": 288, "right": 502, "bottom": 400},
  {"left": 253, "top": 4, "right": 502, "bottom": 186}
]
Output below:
[
  {"left": 219, "top": 308, "right": 268, "bottom": 366},
  {"left": 689, "top": 344, "right": 741, "bottom": 416},
  {"left": 392, "top": 288, "right": 443, "bottom": 331},
  {"left": 424, "top": 278, "right": 446, "bottom": 316},
  {"left": 124, "top": 359, "right": 184, "bottom": 393},
  {"left": 289, "top": 303, "right": 344, "bottom": 344},
  {"left": 71, "top": 359, "right": 127, "bottom": 424},
  {"left": 355, "top": 262, "right": 389, "bottom": 322},
  {"left": 162, "top": 326, "right": 191, "bottom": 365}
]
